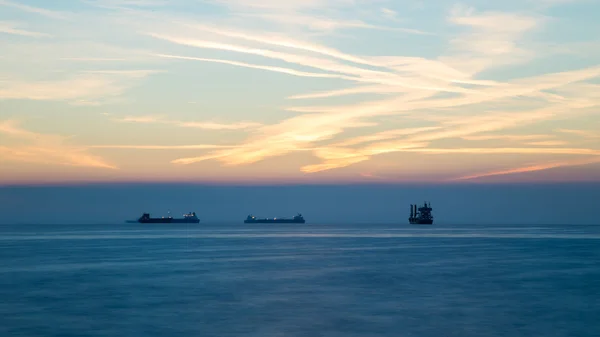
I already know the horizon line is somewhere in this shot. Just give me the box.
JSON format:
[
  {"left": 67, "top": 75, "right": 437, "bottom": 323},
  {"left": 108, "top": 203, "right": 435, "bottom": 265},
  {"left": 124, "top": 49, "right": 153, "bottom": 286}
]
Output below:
[{"left": 2, "top": 180, "right": 600, "bottom": 188}]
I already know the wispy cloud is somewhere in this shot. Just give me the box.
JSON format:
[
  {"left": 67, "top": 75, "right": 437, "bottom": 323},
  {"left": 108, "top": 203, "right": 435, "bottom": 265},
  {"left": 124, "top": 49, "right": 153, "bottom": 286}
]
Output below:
[
  {"left": 0, "top": 0, "right": 67, "bottom": 19},
  {"left": 0, "top": 70, "right": 159, "bottom": 104},
  {"left": 180, "top": 122, "right": 261, "bottom": 130},
  {"left": 527, "top": 0, "right": 583, "bottom": 9},
  {"left": 462, "top": 134, "right": 552, "bottom": 141},
  {"left": 556, "top": 128, "right": 600, "bottom": 139},
  {"left": 237, "top": 12, "right": 431, "bottom": 35},
  {"left": 288, "top": 109, "right": 581, "bottom": 173},
  {"left": 113, "top": 115, "right": 262, "bottom": 130},
  {"left": 150, "top": 33, "right": 472, "bottom": 94},
  {"left": 1, "top": 0, "right": 599, "bottom": 182},
  {"left": 452, "top": 157, "right": 600, "bottom": 181},
  {"left": 89, "top": 144, "right": 231, "bottom": 150},
  {"left": 287, "top": 85, "right": 407, "bottom": 100},
  {"left": 181, "top": 23, "right": 387, "bottom": 67},
  {"left": 155, "top": 54, "right": 344, "bottom": 79},
  {"left": 86, "top": 0, "right": 168, "bottom": 7},
  {"left": 148, "top": 34, "right": 382, "bottom": 78},
  {"left": 210, "top": 0, "right": 335, "bottom": 11},
  {"left": 300, "top": 142, "right": 429, "bottom": 173},
  {"left": 92, "top": 5, "right": 600, "bottom": 177},
  {"left": 0, "top": 21, "right": 51, "bottom": 38},
  {"left": 0, "top": 120, "right": 116, "bottom": 169},
  {"left": 335, "top": 127, "right": 442, "bottom": 147},
  {"left": 404, "top": 147, "right": 600, "bottom": 156},
  {"left": 381, "top": 8, "right": 397, "bottom": 20},
  {"left": 526, "top": 140, "right": 568, "bottom": 146},
  {"left": 444, "top": 5, "right": 541, "bottom": 74},
  {"left": 170, "top": 91, "right": 434, "bottom": 168}
]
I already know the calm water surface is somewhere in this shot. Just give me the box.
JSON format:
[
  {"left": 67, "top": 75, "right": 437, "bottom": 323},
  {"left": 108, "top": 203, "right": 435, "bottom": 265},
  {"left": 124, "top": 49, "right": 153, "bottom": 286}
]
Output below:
[{"left": 0, "top": 223, "right": 599, "bottom": 336}]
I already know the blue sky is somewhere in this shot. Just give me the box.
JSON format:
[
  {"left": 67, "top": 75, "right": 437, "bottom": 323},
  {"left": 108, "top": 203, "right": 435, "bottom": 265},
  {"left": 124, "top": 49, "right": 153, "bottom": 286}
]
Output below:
[{"left": 0, "top": 0, "right": 599, "bottom": 184}]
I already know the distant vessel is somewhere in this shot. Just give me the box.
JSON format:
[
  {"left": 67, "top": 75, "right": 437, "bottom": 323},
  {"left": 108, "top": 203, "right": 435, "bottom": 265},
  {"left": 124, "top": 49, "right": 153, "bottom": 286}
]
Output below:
[
  {"left": 244, "top": 213, "right": 306, "bottom": 224},
  {"left": 128, "top": 212, "right": 200, "bottom": 224},
  {"left": 409, "top": 202, "right": 434, "bottom": 225}
]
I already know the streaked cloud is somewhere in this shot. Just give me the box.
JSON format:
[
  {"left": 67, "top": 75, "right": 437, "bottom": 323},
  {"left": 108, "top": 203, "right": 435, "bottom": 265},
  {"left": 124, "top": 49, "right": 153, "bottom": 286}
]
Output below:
[
  {"left": 526, "top": 141, "right": 569, "bottom": 146},
  {"left": 0, "top": 120, "right": 116, "bottom": 169},
  {"left": 181, "top": 23, "right": 390, "bottom": 67},
  {"left": 238, "top": 12, "right": 432, "bottom": 35},
  {"left": 114, "top": 115, "right": 262, "bottom": 130},
  {"left": 155, "top": 54, "right": 343, "bottom": 79},
  {"left": 0, "top": 0, "right": 67, "bottom": 19},
  {"left": 301, "top": 142, "right": 429, "bottom": 173},
  {"left": 408, "top": 147, "right": 600, "bottom": 156},
  {"left": 462, "top": 134, "right": 552, "bottom": 141},
  {"left": 88, "top": 0, "right": 169, "bottom": 7},
  {"left": 211, "top": 0, "right": 363, "bottom": 12},
  {"left": 0, "top": 21, "right": 51, "bottom": 38},
  {"left": 89, "top": 144, "right": 231, "bottom": 150},
  {"left": 381, "top": 8, "right": 398, "bottom": 20},
  {"left": 556, "top": 129, "right": 600, "bottom": 139},
  {"left": 0, "top": 70, "right": 159, "bottom": 104},
  {"left": 0, "top": 0, "right": 599, "bottom": 183},
  {"left": 453, "top": 157, "right": 600, "bottom": 181},
  {"left": 443, "top": 5, "right": 541, "bottom": 75}
]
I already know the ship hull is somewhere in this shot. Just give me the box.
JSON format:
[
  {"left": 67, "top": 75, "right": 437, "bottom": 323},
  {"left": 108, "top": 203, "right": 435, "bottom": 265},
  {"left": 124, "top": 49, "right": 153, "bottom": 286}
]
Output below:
[
  {"left": 409, "top": 218, "right": 433, "bottom": 225},
  {"left": 171, "top": 219, "right": 200, "bottom": 224},
  {"left": 139, "top": 218, "right": 173, "bottom": 223},
  {"left": 136, "top": 218, "right": 199, "bottom": 224},
  {"left": 244, "top": 219, "right": 305, "bottom": 224}
]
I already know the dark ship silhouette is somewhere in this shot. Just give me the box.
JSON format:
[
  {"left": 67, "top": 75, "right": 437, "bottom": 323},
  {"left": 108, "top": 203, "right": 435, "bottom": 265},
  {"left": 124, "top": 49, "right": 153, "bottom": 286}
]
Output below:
[
  {"left": 128, "top": 211, "right": 200, "bottom": 224},
  {"left": 409, "top": 202, "right": 434, "bottom": 225},
  {"left": 244, "top": 213, "right": 306, "bottom": 224}
]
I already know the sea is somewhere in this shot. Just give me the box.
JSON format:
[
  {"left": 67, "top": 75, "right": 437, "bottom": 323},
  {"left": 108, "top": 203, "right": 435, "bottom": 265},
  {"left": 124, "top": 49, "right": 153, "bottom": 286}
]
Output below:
[{"left": 0, "top": 223, "right": 599, "bottom": 337}]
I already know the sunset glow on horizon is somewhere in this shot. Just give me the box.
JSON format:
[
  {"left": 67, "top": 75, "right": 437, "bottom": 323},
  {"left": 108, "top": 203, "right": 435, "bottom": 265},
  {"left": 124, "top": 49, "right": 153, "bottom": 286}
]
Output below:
[{"left": 1, "top": 0, "right": 600, "bottom": 184}]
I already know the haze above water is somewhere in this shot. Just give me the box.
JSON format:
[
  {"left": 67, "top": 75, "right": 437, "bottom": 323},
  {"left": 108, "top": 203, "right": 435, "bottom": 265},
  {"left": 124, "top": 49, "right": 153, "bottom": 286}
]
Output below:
[{"left": 1, "top": 183, "right": 599, "bottom": 225}]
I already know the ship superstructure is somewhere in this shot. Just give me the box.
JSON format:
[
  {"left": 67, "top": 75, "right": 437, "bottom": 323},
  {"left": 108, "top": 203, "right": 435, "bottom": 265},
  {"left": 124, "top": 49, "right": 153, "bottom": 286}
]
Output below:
[
  {"left": 409, "top": 202, "right": 434, "bottom": 225},
  {"left": 244, "top": 213, "right": 306, "bottom": 224}
]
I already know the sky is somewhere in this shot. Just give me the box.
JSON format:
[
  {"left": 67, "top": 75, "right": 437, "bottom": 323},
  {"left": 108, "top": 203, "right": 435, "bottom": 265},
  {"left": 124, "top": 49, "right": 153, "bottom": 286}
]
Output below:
[{"left": 1, "top": 0, "right": 600, "bottom": 185}]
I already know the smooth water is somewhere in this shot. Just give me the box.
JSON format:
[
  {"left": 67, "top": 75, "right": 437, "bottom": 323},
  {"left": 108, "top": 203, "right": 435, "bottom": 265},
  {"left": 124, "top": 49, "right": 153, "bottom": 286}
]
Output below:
[{"left": 0, "top": 223, "right": 599, "bottom": 337}]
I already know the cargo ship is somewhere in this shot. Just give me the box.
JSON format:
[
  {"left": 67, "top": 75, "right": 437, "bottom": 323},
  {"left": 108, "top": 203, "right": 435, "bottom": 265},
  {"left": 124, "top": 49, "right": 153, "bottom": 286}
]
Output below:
[
  {"left": 409, "top": 202, "right": 434, "bottom": 225},
  {"left": 244, "top": 213, "right": 306, "bottom": 224},
  {"left": 127, "top": 211, "right": 200, "bottom": 224}
]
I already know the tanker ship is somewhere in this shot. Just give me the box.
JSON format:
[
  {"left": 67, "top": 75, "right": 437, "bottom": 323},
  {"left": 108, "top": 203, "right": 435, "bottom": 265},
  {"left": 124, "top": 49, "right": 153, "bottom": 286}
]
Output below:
[
  {"left": 244, "top": 213, "right": 306, "bottom": 224},
  {"left": 127, "top": 211, "right": 200, "bottom": 224}
]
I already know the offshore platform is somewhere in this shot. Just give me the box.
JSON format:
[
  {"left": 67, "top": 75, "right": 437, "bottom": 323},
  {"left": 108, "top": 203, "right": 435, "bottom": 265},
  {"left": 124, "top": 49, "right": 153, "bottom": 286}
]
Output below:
[{"left": 409, "top": 202, "right": 434, "bottom": 225}]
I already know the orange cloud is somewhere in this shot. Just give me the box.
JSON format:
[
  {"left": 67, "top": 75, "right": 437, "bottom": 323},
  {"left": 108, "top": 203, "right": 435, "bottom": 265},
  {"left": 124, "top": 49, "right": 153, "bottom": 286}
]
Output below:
[
  {"left": 0, "top": 120, "right": 116, "bottom": 169},
  {"left": 113, "top": 115, "right": 262, "bottom": 130},
  {"left": 452, "top": 157, "right": 600, "bottom": 181}
]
